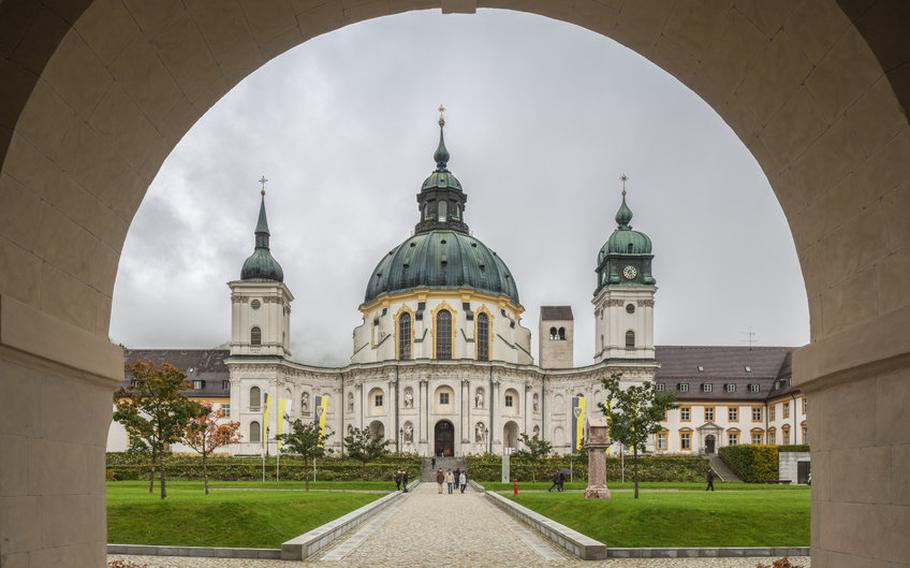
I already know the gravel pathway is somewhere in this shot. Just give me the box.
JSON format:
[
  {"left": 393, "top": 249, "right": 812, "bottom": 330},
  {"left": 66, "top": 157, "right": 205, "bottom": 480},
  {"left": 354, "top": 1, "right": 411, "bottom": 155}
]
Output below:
[{"left": 108, "top": 482, "right": 810, "bottom": 567}]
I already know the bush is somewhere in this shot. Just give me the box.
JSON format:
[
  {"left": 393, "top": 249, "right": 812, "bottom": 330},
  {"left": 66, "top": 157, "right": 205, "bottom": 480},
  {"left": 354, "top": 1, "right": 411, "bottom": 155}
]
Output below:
[
  {"left": 755, "top": 558, "right": 804, "bottom": 568},
  {"left": 105, "top": 452, "right": 421, "bottom": 482},
  {"left": 719, "top": 445, "right": 779, "bottom": 482},
  {"left": 777, "top": 445, "right": 810, "bottom": 453},
  {"left": 465, "top": 453, "right": 708, "bottom": 482}
]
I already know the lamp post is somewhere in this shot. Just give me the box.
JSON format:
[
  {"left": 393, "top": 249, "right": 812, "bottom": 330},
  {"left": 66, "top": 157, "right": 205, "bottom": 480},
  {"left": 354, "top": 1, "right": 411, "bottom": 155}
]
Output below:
[
  {"left": 484, "top": 426, "right": 490, "bottom": 454},
  {"left": 399, "top": 427, "right": 403, "bottom": 452}
]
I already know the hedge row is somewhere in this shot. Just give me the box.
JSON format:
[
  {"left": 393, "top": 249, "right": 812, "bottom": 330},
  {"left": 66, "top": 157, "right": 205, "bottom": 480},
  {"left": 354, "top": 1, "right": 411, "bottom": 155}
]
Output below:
[
  {"left": 718, "top": 445, "right": 779, "bottom": 482},
  {"left": 106, "top": 452, "right": 421, "bottom": 482},
  {"left": 464, "top": 454, "right": 709, "bottom": 482}
]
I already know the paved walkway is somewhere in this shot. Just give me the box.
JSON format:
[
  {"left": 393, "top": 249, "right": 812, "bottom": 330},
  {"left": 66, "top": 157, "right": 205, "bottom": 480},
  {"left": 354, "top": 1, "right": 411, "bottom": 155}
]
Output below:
[{"left": 108, "top": 482, "right": 811, "bottom": 567}]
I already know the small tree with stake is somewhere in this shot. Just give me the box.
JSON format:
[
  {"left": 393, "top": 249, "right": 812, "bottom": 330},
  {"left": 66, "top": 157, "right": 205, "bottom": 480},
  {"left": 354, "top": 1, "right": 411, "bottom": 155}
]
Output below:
[
  {"left": 277, "top": 419, "right": 332, "bottom": 491},
  {"left": 113, "top": 361, "right": 206, "bottom": 500},
  {"left": 183, "top": 402, "right": 241, "bottom": 495},
  {"left": 344, "top": 427, "right": 391, "bottom": 465},
  {"left": 599, "top": 372, "right": 677, "bottom": 499}
]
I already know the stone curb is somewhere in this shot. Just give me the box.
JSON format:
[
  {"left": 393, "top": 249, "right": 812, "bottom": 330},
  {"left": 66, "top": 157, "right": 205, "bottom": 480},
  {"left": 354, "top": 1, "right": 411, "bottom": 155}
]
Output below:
[
  {"left": 605, "top": 547, "right": 811, "bottom": 558},
  {"left": 485, "top": 489, "right": 608, "bottom": 560},
  {"left": 280, "top": 480, "right": 419, "bottom": 560},
  {"left": 468, "top": 479, "right": 485, "bottom": 493},
  {"left": 106, "top": 544, "right": 281, "bottom": 559}
]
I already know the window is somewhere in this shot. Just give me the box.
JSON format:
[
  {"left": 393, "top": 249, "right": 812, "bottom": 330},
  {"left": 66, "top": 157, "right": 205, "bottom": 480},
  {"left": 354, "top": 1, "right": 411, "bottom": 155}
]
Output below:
[
  {"left": 625, "top": 330, "right": 635, "bottom": 348},
  {"left": 783, "top": 426, "right": 791, "bottom": 445},
  {"left": 702, "top": 383, "right": 713, "bottom": 393},
  {"left": 192, "top": 379, "right": 204, "bottom": 390},
  {"left": 655, "top": 383, "right": 666, "bottom": 392},
  {"left": 783, "top": 402, "right": 790, "bottom": 418},
  {"left": 728, "top": 431, "right": 739, "bottom": 445},
  {"left": 250, "top": 386, "right": 261, "bottom": 411},
  {"left": 750, "top": 383, "right": 760, "bottom": 392},
  {"left": 222, "top": 380, "right": 230, "bottom": 391},
  {"left": 768, "top": 428, "right": 776, "bottom": 445},
  {"left": 250, "top": 326, "right": 262, "bottom": 346},
  {"left": 680, "top": 431, "right": 691, "bottom": 450},
  {"left": 477, "top": 312, "right": 490, "bottom": 361},
  {"left": 222, "top": 404, "right": 231, "bottom": 417},
  {"left": 657, "top": 431, "right": 668, "bottom": 451},
  {"left": 438, "top": 200, "right": 447, "bottom": 221},
  {"left": 752, "top": 407, "right": 762, "bottom": 422},
  {"left": 725, "top": 383, "right": 736, "bottom": 393},
  {"left": 439, "top": 392, "right": 449, "bottom": 405},
  {"left": 505, "top": 394, "right": 514, "bottom": 407},
  {"left": 728, "top": 407, "right": 738, "bottom": 421},
  {"left": 435, "top": 310, "right": 452, "bottom": 360},
  {"left": 802, "top": 398, "right": 808, "bottom": 415},
  {"left": 249, "top": 421, "right": 261, "bottom": 443},
  {"left": 680, "top": 406, "right": 691, "bottom": 422},
  {"left": 549, "top": 326, "right": 558, "bottom": 340},
  {"left": 398, "top": 312, "right": 411, "bottom": 360},
  {"left": 770, "top": 404, "right": 776, "bottom": 421},
  {"left": 802, "top": 425, "right": 809, "bottom": 444},
  {"left": 751, "top": 430, "right": 763, "bottom": 445},
  {"left": 678, "top": 383, "right": 689, "bottom": 392},
  {"left": 375, "top": 394, "right": 384, "bottom": 407},
  {"left": 705, "top": 407, "right": 715, "bottom": 422},
  {"left": 558, "top": 326, "right": 566, "bottom": 340},
  {"left": 625, "top": 303, "right": 635, "bottom": 314}
]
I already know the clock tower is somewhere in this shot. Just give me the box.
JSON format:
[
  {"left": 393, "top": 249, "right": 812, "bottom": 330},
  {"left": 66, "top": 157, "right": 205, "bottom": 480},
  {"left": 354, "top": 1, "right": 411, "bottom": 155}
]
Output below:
[{"left": 592, "top": 177, "right": 656, "bottom": 362}]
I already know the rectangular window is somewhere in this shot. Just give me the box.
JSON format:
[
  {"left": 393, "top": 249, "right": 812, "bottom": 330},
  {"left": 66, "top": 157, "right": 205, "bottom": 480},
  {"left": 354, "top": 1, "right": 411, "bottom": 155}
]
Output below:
[
  {"left": 678, "top": 383, "right": 689, "bottom": 392},
  {"left": 783, "top": 429, "right": 791, "bottom": 445},
  {"left": 375, "top": 394, "right": 384, "bottom": 407},
  {"left": 752, "top": 407, "right": 762, "bottom": 422},
  {"left": 769, "top": 430, "right": 776, "bottom": 445},
  {"left": 222, "top": 404, "right": 231, "bottom": 417},
  {"left": 505, "top": 395, "right": 513, "bottom": 407},
  {"left": 728, "top": 407, "right": 738, "bottom": 421},
  {"left": 770, "top": 404, "right": 776, "bottom": 421},
  {"left": 680, "top": 406, "right": 691, "bottom": 422},
  {"left": 657, "top": 431, "right": 667, "bottom": 450},
  {"left": 750, "top": 384, "right": 760, "bottom": 392},
  {"left": 728, "top": 432, "right": 739, "bottom": 446},
  {"left": 440, "top": 392, "right": 449, "bottom": 405},
  {"left": 802, "top": 426, "right": 809, "bottom": 445},
  {"left": 751, "top": 431, "right": 762, "bottom": 445},
  {"left": 192, "top": 379, "right": 204, "bottom": 390},
  {"left": 705, "top": 407, "right": 715, "bottom": 422},
  {"left": 802, "top": 398, "right": 808, "bottom": 415},
  {"left": 783, "top": 402, "right": 790, "bottom": 418},
  {"left": 725, "top": 383, "right": 736, "bottom": 393},
  {"left": 222, "top": 380, "right": 230, "bottom": 391},
  {"left": 702, "top": 383, "right": 713, "bottom": 393},
  {"left": 655, "top": 383, "right": 665, "bottom": 392},
  {"left": 680, "top": 432, "right": 691, "bottom": 450}
]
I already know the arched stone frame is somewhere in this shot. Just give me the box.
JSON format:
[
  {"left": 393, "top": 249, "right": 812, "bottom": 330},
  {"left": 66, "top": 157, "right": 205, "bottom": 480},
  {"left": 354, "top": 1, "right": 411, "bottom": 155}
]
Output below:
[
  {"left": 750, "top": 427, "right": 765, "bottom": 445},
  {"left": 782, "top": 423, "right": 792, "bottom": 445},
  {"left": 249, "top": 386, "right": 262, "bottom": 412},
  {"left": 249, "top": 421, "right": 261, "bottom": 444},
  {"left": 474, "top": 304, "right": 493, "bottom": 361},
  {"left": 800, "top": 420, "right": 809, "bottom": 445},
  {"left": 368, "top": 420, "right": 385, "bottom": 439},
  {"left": 678, "top": 427, "right": 693, "bottom": 452},
  {"left": 503, "top": 420, "right": 519, "bottom": 452},
  {"left": 502, "top": 387, "right": 520, "bottom": 416},
  {"left": 4, "top": 4, "right": 910, "bottom": 566},
  {"left": 625, "top": 329, "right": 635, "bottom": 349},
  {"left": 727, "top": 427, "right": 742, "bottom": 446},
  {"left": 250, "top": 326, "right": 262, "bottom": 346},
  {"left": 433, "top": 384, "right": 455, "bottom": 414},
  {"left": 367, "top": 386, "right": 385, "bottom": 417},
  {"left": 402, "top": 420, "right": 414, "bottom": 445},
  {"left": 431, "top": 301, "right": 457, "bottom": 360},
  {"left": 768, "top": 426, "right": 778, "bottom": 446},
  {"left": 553, "top": 426, "right": 565, "bottom": 448},
  {"left": 474, "top": 386, "right": 485, "bottom": 409},
  {"left": 393, "top": 304, "right": 414, "bottom": 361},
  {"left": 655, "top": 428, "right": 670, "bottom": 452}
]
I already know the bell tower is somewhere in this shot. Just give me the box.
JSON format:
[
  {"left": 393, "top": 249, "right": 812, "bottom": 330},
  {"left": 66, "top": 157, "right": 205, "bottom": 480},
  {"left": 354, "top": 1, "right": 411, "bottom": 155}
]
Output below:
[
  {"left": 229, "top": 179, "right": 293, "bottom": 357},
  {"left": 592, "top": 176, "right": 656, "bottom": 362}
]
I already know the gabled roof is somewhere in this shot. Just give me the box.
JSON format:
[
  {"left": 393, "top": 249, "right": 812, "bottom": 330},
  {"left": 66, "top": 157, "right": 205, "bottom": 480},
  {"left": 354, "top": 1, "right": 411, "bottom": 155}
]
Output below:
[{"left": 122, "top": 349, "right": 230, "bottom": 397}]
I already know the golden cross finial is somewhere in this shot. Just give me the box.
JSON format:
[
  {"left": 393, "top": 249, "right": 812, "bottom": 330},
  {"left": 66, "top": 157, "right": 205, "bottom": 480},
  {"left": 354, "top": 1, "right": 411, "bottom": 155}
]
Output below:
[
  {"left": 620, "top": 173, "right": 629, "bottom": 196},
  {"left": 438, "top": 104, "right": 446, "bottom": 127},
  {"left": 258, "top": 175, "right": 268, "bottom": 196}
]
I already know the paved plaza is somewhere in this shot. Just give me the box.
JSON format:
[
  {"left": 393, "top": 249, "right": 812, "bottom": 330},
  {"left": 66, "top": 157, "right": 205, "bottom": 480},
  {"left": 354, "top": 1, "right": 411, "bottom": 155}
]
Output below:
[{"left": 108, "top": 483, "right": 810, "bottom": 567}]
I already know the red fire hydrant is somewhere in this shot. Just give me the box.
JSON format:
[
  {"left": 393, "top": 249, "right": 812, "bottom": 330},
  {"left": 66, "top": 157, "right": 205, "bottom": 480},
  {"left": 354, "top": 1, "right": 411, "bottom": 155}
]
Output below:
[{"left": 513, "top": 479, "right": 519, "bottom": 496}]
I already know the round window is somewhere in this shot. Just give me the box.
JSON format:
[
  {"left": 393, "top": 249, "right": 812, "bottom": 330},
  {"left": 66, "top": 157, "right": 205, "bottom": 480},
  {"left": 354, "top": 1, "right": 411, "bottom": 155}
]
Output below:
[
  {"left": 251, "top": 299, "right": 261, "bottom": 310},
  {"left": 625, "top": 303, "right": 635, "bottom": 314}
]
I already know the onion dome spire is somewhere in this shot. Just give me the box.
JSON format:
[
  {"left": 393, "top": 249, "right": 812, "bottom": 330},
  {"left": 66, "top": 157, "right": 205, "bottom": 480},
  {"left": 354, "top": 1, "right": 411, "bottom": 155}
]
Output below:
[
  {"left": 615, "top": 173, "right": 633, "bottom": 229},
  {"left": 415, "top": 106, "right": 469, "bottom": 234},
  {"left": 241, "top": 177, "right": 284, "bottom": 282},
  {"left": 434, "top": 105, "right": 450, "bottom": 171}
]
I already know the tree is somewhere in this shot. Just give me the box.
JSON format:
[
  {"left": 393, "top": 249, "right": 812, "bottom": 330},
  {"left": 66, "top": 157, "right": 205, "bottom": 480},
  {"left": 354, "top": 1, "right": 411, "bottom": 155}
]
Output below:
[
  {"left": 125, "top": 434, "right": 156, "bottom": 493},
  {"left": 344, "top": 427, "right": 391, "bottom": 465},
  {"left": 183, "top": 402, "right": 241, "bottom": 495},
  {"left": 277, "top": 419, "right": 332, "bottom": 490},
  {"left": 599, "top": 372, "right": 677, "bottom": 499},
  {"left": 113, "top": 361, "right": 206, "bottom": 499},
  {"left": 516, "top": 432, "right": 552, "bottom": 460}
]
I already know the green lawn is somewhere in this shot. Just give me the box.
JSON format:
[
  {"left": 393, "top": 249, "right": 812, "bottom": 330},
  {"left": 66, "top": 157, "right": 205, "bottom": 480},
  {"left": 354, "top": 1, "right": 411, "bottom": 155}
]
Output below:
[
  {"left": 508, "top": 488, "right": 810, "bottom": 547},
  {"left": 107, "top": 481, "right": 386, "bottom": 548},
  {"left": 483, "top": 481, "right": 808, "bottom": 492}
]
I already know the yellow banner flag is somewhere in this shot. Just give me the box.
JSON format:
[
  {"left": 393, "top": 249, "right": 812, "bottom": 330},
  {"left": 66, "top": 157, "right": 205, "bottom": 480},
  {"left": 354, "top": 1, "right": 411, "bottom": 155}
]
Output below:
[
  {"left": 277, "top": 398, "right": 287, "bottom": 451},
  {"left": 262, "top": 392, "right": 271, "bottom": 448},
  {"left": 575, "top": 396, "right": 586, "bottom": 451},
  {"left": 317, "top": 395, "right": 329, "bottom": 447}
]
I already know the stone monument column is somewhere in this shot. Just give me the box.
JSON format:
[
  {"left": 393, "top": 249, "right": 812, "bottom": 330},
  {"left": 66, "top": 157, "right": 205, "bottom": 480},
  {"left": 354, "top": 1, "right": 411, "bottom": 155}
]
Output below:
[{"left": 584, "top": 416, "right": 611, "bottom": 499}]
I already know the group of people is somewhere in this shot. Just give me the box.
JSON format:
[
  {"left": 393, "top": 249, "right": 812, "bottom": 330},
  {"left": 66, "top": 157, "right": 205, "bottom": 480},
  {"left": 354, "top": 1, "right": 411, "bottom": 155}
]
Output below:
[
  {"left": 393, "top": 470, "right": 411, "bottom": 492},
  {"left": 547, "top": 469, "right": 567, "bottom": 492},
  {"left": 436, "top": 467, "right": 468, "bottom": 494}
]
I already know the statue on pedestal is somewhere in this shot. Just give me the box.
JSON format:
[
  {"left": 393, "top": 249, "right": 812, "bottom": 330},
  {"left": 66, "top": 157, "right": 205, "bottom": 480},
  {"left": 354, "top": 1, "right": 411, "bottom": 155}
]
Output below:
[{"left": 584, "top": 416, "right": 611, "bottom": 500}]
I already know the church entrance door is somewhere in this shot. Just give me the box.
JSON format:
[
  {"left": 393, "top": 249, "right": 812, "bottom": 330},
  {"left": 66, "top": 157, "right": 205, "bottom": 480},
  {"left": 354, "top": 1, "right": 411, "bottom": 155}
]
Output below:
[
  {"left": 705, "top": 434, "right": 716, "bottom": 454},
  {"left": 434, "top": 420, "right": 454, "bottom": 457}
]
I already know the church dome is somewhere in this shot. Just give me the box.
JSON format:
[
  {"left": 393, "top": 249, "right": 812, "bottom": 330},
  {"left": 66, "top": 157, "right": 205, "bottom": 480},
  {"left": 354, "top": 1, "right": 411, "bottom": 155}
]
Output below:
[
  {"left": 597, "top": 188, "right": 652, "bottom": 261},
  {"left": 240, "top": 190, "right": 284, "bottom": 282},
  {"left": 364, "top": 230, "right": 520, "bottom": 305}
]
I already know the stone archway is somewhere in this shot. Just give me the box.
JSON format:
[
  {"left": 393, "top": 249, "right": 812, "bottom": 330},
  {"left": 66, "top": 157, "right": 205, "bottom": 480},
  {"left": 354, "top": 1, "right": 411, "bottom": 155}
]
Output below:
[
  {"left": 434, "top": 419, "right": 455, "bottom": 457},
  {"left": 2, "top": 2, "right": 910, "bottom": 566}
]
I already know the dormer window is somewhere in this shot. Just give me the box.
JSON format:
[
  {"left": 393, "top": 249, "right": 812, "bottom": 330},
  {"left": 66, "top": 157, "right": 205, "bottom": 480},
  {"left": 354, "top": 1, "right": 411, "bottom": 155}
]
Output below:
[
  {"left": 702, "top": 383, "right": 712, "bottom": 393},
  {"left": 725, "top": 383, "right": 737, "bottom": 393},
  {"left": 749, "top": 384, "right": 760, "bottom": 393},
  {"left": 655, "top": 383, "right": 665, "bottom": 392},
  {"left": 678, "top": 383, "right": 689, "bottom": 392}
]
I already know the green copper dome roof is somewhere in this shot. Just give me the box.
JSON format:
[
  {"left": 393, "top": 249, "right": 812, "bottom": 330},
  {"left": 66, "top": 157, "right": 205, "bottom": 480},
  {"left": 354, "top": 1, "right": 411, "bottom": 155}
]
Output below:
[
  {"left": 241, "top": 193, "right": 284, "bottom": 282},
  {"left": 364, "top": 230, "right": 520, "bottom": 305},
  {"left": 598, "top": 190, "right": 652, "bottom": 260}
]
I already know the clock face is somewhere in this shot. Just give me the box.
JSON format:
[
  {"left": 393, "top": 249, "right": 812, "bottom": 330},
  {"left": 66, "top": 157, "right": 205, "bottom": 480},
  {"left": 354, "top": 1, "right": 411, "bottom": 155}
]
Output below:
[{"left": 622, "top": 265, "right": 638, "bottom": 280}]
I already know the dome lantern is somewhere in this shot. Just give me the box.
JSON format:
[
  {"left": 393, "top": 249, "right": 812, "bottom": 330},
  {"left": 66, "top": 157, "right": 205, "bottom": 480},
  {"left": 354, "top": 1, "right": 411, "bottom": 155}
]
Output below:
[{"left": 415, "top": 106, "right": 470, "bottom": 235}]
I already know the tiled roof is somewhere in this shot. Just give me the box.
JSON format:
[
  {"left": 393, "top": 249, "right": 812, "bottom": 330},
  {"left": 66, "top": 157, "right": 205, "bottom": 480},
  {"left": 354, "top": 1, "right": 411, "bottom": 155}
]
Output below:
[
  {"left": 540, "top": 306, "right": 574, "bottom": 321},
  {"left": 654, "top": 346, "right": 797, "bottom": 402},
  {"left": 122, "top": 349, "right": 230, "bottom": 397}
]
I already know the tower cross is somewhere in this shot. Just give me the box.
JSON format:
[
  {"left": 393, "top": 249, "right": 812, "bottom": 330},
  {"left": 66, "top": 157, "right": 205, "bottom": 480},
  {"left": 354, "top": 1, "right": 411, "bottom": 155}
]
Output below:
[
  {"left": 258, "top": 175, "right": 268, "bottom": 196},
  {"left": 438, "top": 104, "right": 446, "bottom": 126},
  {"left": 620, "top": 173, "right": 629, "bottom": 196}
]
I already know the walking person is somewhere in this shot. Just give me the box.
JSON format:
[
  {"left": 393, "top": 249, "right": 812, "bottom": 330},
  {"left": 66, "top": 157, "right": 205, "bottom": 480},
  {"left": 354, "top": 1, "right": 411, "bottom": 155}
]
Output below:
[
  {"left": 402, "top": 470, "right": 410, "bottom": 492},
  {"left": 436, "top": 468, "right": 445, "bottom": 494},
  {"left": 548, "top": 469, "right": 560, "bottom": 493},
  {"left": 394, "top": 470, "right": 401, "bottom": 491},
  {"left": 453, "top": 467, "right": 460, "bottom": 487},
  {"left": 445, "top": 469, "right": 455, "bottom": 494},
  {"left": 558, "top": 469, "right": 566, "bottom": 492},
  {"left": 706, "top": 469, "right": 715, "bottom": 492},
  {"left": 459, "top": 469, "right": 467, "bottom": 493}
]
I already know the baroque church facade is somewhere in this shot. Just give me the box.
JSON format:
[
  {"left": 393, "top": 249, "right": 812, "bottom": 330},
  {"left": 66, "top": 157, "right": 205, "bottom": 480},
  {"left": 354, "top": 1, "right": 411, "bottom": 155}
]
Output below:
[{"left": 109, "top": 113, "right": 808, "bottom": 460}]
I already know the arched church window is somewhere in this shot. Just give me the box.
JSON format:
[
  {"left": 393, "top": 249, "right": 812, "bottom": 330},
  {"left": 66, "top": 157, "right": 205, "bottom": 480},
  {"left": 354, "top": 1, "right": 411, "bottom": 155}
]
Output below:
[
  {"left": 625, "top": 330, "right": 635, "bottom": 349},
  {"left": 476, "top": 312, "right": 490, "bottom": 361},
  {"left": 250, "top": 326, "right": 261, "bottom": 346},
  {"left": 438, "top": 200, "right": 447, "bottom": 222},
  {"left": 398, "top": 312, "right": 411, "bottom": 360},
  {"left": 549, "top": 327, "right": 558, "bottom": 340},
  {"left": 249, "top": 421, "right": 261, "bottom": 444},
  {"left": 558, "top": 327, "right": 566, "bottom": 340},
  {"left": 627, "top": 243, "right": 634, "bottom": 253},
  {"left": 435, "top": 310, "right": 452, "bottom": 360},
  {"left": 249, "top": 386, "right": 261, "bottom": 411}
]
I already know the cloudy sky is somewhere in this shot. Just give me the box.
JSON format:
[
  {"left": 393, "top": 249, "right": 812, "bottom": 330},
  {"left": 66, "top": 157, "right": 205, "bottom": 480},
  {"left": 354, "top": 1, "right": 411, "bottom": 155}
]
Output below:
[{"left": 109, "top": 9, "right": 809, "bottom": 366}]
